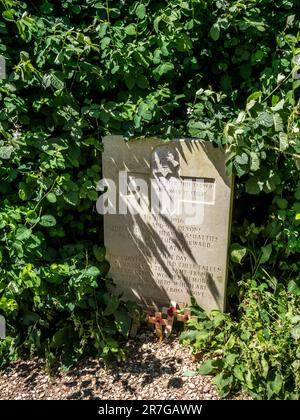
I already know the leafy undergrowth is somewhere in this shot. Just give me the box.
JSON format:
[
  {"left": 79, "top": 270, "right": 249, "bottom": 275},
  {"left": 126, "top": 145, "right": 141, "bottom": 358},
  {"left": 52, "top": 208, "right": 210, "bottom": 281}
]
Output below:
[
  {"left": 0, "top": 274, "right": 139, "bottom": 369},
  {"left": 0, "top": 0, "right": 299, "bottom": 375},
  {"left": 181, "top": 280, "right": 300, "bottom": 400}
]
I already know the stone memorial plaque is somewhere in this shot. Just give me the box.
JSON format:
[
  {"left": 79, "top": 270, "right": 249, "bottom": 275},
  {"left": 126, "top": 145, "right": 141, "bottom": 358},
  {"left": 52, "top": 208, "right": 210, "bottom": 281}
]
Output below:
[{"left": 100, "top": 136, "right": 233, "bottom": 311}]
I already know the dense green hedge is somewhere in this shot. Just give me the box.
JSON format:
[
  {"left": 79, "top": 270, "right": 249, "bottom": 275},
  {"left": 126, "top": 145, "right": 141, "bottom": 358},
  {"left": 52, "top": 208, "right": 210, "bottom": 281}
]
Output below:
[{"left": 0, "top": 0, "right": 299, "bottom": 397}]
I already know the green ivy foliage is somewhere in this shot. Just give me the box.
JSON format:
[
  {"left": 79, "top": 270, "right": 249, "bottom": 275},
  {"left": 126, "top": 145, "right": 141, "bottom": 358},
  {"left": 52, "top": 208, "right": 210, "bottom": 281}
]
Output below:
[
  {"left": 181, "top": 282, "right": 300, "bottom": 399},
  {"left": 0, "top": 0, "right": 299, "bottom": 388}
]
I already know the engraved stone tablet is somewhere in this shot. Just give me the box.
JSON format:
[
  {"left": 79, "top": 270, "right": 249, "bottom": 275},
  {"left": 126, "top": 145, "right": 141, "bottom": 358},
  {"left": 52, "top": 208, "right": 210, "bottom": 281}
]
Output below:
[{"left": 100, "top": 136, "right": 233, "bottom": 311}]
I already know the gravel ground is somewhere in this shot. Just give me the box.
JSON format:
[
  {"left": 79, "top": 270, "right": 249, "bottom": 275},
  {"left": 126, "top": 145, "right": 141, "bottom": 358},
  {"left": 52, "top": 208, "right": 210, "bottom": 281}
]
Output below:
[{"left": 0, "top": 331, "right": 249, "bottom": 400}]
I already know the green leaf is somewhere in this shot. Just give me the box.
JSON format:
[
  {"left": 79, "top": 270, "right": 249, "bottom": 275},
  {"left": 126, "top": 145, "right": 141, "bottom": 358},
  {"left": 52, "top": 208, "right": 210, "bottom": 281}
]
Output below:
[
  {"left": 209, "top": 23, "right": 220, "bottom": 41},
  {"left": 235, "top": 153, "right": 249, "bottom": 165},
  {"left": 12, "top": 241, "right": 23, "bottom": 258},
  {"left": 84, "top": 266, "right": 101, "bottom": 277},
  {"left": 153, "top": 62, "right": 174, "bottom": 80},
  {"left": 93, "top": 245, "right": 106, "bottom": 262},
  {"left": 2, "top": 10, "right": 14, "bottom": 21},
  {"left": 199, "top": 359, "right": 218, "bottom": 375},
  {"left": 257, "top": 112, "right": 273, "bottom": 127},
  {"left": 261, "top": 357, "right": 269, "bottom": 379},
  {"left": 0, "top": 146, "right": 14, "bottom": 160},
  {"left": 250, "top": 152, "right": 260, "bottom": 171},
  {"left": 50, "top": 327, "right": 69, "bottom": 348},
  {"left": 125, "top": 24, "right": 136, "bottom": 35},
  {"left": 179, "top": 330, "right": 201, "bottom": 342},
  {"left": 267, "top": 373, "right": 283, "bottom": 397},
  {"left": 288, "top": 279, "right": 300, "bottom": 296},
  {"left": 103, "top": 293, "right": 119, "bottom": 316},
  {"left": 279, "top": 132, "right": 289, "bottom": 151},
  {"left": 183, "top": 370, "right": 197, "bottom": 377},
  {"left": 39, "top": 215, "right": 56, "bottom": 227},
  {"left": 15, "top": 226, "right": 31, "bottom": 241},
  {"left": 233, "top": 365, "right": 244, "bottom": 382},
  {"left": 135, "top": 4, "right": 146, "bottom": 19},
  {"left": 230, "top": 243, "right": 247, "bottom": 264},
  {"left": 114, "top": 308, "right": 131, "bottom": 337},
  {"left": 63, "top": 191, "right": 79, "bottom": 206},
  {"left": 125, "top": 75, "right": 135, "bottom": 89},
  {"left": 273, "top": 113, "right": 283, "bottom": 132},
  {"left": 138, "top": 103, "right": 152, "bottom": 120},
  {"left": 260, "top": 243, "right": 272, "bottom": 264},
  {"left": 213, "top": 372, "right": 233, "bottom": 389},
  {"left": 291, "top": 324, "right": 300, "bottom": 340},
  {"left": 276, "top": 198, "right": 288, "bottom": 210},
  {"left": 175, "top": 33, "right": 193, "bottom": 52},
  {"left": 247, "top": 91, "right": 262, "bottom": 102},
  {"left": 246, "top": 176, "right": 263, "bottom": 195},
  {"left": 51, "top": 72, "right": 64, "bottom": 90},
  {"left": 47, "top": 192, "right": 57, "bottom": 203},
  {"left": 271, "top": 98, "right": 284, "bottom": 111}
]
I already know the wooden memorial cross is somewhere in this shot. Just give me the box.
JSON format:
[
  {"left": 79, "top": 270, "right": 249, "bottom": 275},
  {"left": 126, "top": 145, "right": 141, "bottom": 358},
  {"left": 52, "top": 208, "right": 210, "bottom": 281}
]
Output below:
[
  {"left": 147, "top": 311, "right": 169, "bottom": 339},
  {"left": 147, "top": 300, "right": 177, "bottom": 338},
  {"left": 176, "top": 308, "right": 197, "bottom": 329}
]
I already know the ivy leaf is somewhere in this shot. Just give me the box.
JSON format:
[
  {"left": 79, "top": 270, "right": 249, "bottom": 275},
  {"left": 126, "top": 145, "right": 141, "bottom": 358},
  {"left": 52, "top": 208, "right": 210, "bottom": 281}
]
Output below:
[
  {"left": 138, "top": 103, "right": 152, "bottom": 121},
  {"left": 0, "top": 146, "right": 14, "bottom": 160},
  {"left": 250, "top": 152, "right": 260, "bottom": 171},
  {"left": 233, "top": 366, "right": 244, "bottom": 382},
  {"left": 2, "top": 10, "right": 14, "bottom": 21},
  {"left": 153, "top": 62, "right": 174, "bottom": 80},
  {"left": 257, "top": 112, "right": 273, "bottom": 127},
  {"left": 279, "top": 132, "right": 289, "bottom": 151},
  {"left": 263, "top": 171, "right": 281, "bottom": 193},
  {"left": 47, "top": 193, "right": 57, "bottom": 203},
  {"left": 103, "top": 293, "right": 119, "bottom": 316},
  {"left": 288, "top": 279, "right": 300, "bottom": 296},
  {"left": 125, "top": 75, "right": 135, "bottom": 89},
  {"left": 246, "top": 176, "right": 263, "bottom": 194},
  {"left": 260, "top": 244, "right": 272, "bottom": 264},
  {"left": 93, "top": 245, "right": 106, "bottom": 262},
  {"left": 175, "top": 33, "right": 193, "bottom": 52},
  {"left": 125, "top": 24, "right": 136, "bottom": 35},
  {"left": 235, "top": 153, "right": 249, "bottom": 165},
  {"left": 230, "top": 243, "right": 247, "bottom": 264},
  {"left": 51, "top": 72, "right": 64, "bottom": 90},
  {"left": 179, "top": 329, "right": 201, "bottom": 342},
  {"left": 276, "top": 198, "right": 288, "bottom": 210},
  {"left": 15, "top": 227, "right": 32, "bottom": 241},
  {"left": 114, "top": 308, "right": 131, "bottom": 337},
  {"left": 135, "top": 4, "right": 146, "bottom": 19},
  {"left": 267, "top": 373, "right": 283, "bottom": 397},
  {"left": 199, "top": 359, "right": 219, "bottom": 375},
  {"left": 63, "top": 191, "right": 79, "bottom": 206},
  {"left": 39, "top": 215, "right": 56, "bottom": 227},
  {"left": 273, "top": 113, "right": 283, "bottom": 132},
  {"left": 209, "top": 23, "right": 220, "bottom": 41},
  {"left": 50, "top": 327, "right": 69, "bottom": 348},
  {"left": 183, "top": 370, "right": 197, "bottom": 377},
  {"left": 271, "top": 98, "right": 284, "bottom": 111},
  {"left": 84, "top": 266, "right": 101, "bottom": 277}
]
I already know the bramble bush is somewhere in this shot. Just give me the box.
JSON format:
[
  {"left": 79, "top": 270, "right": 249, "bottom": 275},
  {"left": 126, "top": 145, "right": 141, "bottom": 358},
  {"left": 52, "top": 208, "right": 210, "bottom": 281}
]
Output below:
[{"left": 0, "top": 0, "right": 299, "bottom": 397}]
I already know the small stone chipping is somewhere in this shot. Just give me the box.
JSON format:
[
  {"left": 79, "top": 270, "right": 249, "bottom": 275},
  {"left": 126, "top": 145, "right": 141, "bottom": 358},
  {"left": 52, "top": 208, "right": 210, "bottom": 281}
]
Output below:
[{"left": 0, "top": 331, "right": 250, "bottom": 400}]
